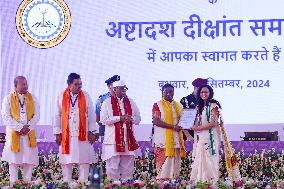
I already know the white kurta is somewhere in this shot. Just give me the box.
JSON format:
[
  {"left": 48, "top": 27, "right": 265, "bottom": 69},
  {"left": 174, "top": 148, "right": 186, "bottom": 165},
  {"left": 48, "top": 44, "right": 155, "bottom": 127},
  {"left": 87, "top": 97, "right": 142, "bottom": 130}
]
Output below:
[
  {"left": 1, "top": 93, "right": 40, "bottom": 165},
  {"left": 100, "top": 97, "right": 141, "bottom": 161},
  {"left": 53, "top": 90, "right": 97, "bottom": 164},
  {"left": 153, "top": 101, "right": 182, "bottom": 148}
]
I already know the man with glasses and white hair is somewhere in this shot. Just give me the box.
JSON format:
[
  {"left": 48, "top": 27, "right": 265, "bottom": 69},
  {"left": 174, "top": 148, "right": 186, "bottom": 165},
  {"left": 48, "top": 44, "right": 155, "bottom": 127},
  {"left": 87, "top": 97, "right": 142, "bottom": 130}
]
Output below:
[{"left": 100, "top": 80, "right": 141, "bottom": 183}]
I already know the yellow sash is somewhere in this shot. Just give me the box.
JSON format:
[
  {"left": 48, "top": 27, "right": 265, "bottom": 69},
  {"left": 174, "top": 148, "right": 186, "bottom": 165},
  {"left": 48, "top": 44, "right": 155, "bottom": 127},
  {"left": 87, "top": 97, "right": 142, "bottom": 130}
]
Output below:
[
  {"left": 10, "top": 91, "right": 37, "bottom": 152},
  {"left": 220, "top": 120, "right": 241, "bottom": 180},
  {"left": 161, "top": 98, "right": 186, "bottom": 157},
  {"left": 211, "top": 103, "right": 241, "bottom": 181}
]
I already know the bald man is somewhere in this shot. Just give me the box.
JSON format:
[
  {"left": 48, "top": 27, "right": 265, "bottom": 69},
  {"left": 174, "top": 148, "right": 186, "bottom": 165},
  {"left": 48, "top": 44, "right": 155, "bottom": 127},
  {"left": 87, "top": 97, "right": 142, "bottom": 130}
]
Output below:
[{"left": 1, "top": 76, "right": 40, "bottom": 183}]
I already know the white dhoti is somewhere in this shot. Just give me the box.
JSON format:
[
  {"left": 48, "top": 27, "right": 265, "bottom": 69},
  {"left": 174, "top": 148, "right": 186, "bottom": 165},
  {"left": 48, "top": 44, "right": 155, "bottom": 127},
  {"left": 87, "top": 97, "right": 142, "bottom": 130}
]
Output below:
[
  {"left": 2, "top": 130, "right": 39, "bottom": 183},
  {"left": 2, "top": 133, "right": 39, "bottom": 165},
  {"left": 9, "top": 163, "right": 34, "bottom": 183},
  {"left": 61, "top": 164, "right": 90, "bottom": 182},
  {"left": 59, "top": 137, "right": 96, "bottom": 164},
  {"left": 58, "top": 137, "right": 96, "bottom": 182},
  {"left": 102, "top": 144, "right": 136, "bottom": 180},
  {"left": 105, "top": 155, "right": 135, "bottom": 180}
]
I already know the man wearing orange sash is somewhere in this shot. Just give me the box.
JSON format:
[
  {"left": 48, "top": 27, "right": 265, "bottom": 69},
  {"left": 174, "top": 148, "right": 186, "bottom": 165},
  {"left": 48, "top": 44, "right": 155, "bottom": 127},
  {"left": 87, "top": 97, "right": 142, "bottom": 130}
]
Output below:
[
  {"left": 100, "top": 80, "right": 141, "bottom": 182},
  {"left": 1, "top": 76, "right": 40, "bottom": 183},
  {"left": 53, "top": 73, "right": 97, "bottom": 183},
  {"left": 152, "top": 83, "right": 186, "bottom": 180}
]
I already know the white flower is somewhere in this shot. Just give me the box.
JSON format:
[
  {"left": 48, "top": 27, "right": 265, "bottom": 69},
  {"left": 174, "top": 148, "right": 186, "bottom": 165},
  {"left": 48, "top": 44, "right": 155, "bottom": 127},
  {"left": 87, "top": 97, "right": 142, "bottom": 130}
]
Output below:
[
  {"left": 186, "top": 185, "right": 191, "bottom": 189},
  {"left": 163, "top": 180, "right": 170, "bottom": 185},
  {"left": 69, "top": 180, "right": 79, "bottom": 189},
  {"left": 33, "top": 179, "right": 41, "bottom": 185},
  {"left": 112, "top": 180, "right": 121, "bottom": 185},
  {"left": 224, "top": 179, "right": 233, "bottom": 187}
]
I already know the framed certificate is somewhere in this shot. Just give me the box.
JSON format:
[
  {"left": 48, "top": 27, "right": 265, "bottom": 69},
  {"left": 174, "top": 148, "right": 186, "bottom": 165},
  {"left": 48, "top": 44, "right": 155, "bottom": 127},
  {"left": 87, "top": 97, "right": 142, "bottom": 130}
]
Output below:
[{"left": 179, "top": 109, "right": 197, "bottom": 129}]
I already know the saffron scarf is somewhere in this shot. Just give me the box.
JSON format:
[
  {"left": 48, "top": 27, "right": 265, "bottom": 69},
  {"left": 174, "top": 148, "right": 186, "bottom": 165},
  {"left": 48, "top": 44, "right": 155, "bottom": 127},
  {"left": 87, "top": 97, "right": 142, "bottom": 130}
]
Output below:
[
  {"left": 161, "top": 98, "right": 186, "bottom": 157},
  {"left": 209, "top": 103, "right": 241, "bottom": 181},
  {"left": 111, "top": 96, "right": 139, "bottom": 152},
  {"left": 10, "top": 91, "right": 36, "bottom": 152},
  {"left": 61, "top": 88, "right": 87, "bottom": 154},
  {"left": 219, "top": 114, "right": 241, "bottom": 180}
]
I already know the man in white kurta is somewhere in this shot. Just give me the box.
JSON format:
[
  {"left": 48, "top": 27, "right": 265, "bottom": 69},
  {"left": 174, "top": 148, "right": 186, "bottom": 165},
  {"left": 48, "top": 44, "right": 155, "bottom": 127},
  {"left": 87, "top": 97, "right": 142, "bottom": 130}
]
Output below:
[
  {"left": 100, "top": 80, "right": 141, "bottom": 181},
  {"left": 1, "top": 76, "right": 40, "bottom": 183},
  {"left": 53, "top": 73, "right": 97, "bottom": 183}
]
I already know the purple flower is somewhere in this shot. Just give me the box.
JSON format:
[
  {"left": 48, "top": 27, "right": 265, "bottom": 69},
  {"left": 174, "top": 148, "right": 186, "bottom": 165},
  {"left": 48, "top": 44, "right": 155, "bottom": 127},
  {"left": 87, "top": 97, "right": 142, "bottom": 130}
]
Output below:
[
  {"left": 235, "top": 179, "right": 244, "bottom": 187},
  {"left": 46, "top": 181, "right": 55, "bottom": 188}
]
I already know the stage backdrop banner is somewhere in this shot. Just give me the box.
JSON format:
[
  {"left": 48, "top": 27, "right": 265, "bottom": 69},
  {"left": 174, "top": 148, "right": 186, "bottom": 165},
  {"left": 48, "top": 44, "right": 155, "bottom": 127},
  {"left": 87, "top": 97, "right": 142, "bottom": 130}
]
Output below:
[{"left": 1, "top": 0, "right": 284, "bottom": 134}]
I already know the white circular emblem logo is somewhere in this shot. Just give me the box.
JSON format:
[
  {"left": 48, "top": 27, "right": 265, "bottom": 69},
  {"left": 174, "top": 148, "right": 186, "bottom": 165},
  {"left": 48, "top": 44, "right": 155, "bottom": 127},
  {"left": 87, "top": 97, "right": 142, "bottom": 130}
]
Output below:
[{"left": 16, "top": 0, "right": 71, "bottom": 48}]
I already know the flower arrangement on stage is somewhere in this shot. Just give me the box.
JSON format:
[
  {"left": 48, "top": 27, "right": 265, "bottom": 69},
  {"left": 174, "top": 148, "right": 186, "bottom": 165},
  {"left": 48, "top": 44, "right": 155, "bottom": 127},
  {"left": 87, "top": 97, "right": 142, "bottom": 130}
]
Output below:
[{"left": 0, "top": 148, "right": 284, "bottom": 188}]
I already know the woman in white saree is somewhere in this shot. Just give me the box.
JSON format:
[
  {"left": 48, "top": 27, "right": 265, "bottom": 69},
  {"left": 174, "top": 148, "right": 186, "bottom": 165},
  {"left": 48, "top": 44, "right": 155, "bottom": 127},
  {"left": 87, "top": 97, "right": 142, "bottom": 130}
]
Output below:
[{"left": 190, "top": 85, "right": 241, "bottom": 184}]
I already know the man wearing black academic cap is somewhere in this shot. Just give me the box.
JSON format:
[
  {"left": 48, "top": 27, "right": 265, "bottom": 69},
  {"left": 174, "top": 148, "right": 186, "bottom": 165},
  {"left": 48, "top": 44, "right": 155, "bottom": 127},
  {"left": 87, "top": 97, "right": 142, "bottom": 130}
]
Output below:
[
  {"left": 95, "top": 75, "right": 120, "bottom": 142},
  {"left": 180, "top": 78, "right": 208, "bottom": 140}
]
